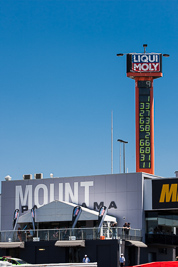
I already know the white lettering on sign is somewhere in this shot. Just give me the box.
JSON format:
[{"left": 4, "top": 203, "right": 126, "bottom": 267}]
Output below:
[
  {"left": 133, "top": 63, "right": 159, "bottom": 72},
  {"left": 34, "top": 184, "right": 48, "bottom": 207},
  {"left": 15, "top": 185, "right": 32, "bottom": 209},
  {"left": 15, "top": 181, "right": 94, "bottom": 210},
  {"left": 131, "top": 53, "right": 160, "bottom": 72},
  {"left": 59, "top": 183, "right": 63, "bottom": 201},
  {"left": 80, "top": 181, "right": 94, "bottom": 206},
  {"left": 133, "top": 54, "right": 159, "bottom": 63},
  {"left": 65, "top": 182, "right": 78, "bottom": 203}
]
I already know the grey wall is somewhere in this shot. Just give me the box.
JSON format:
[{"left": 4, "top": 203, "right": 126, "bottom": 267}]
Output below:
[
  {"left": 0, "top": 194, "right": 1, "bottom": 230},
  {"left": 1, "top": 173, "right": 145, "bottom": 230},
  {"left": 144, "top": 179, "right": 152, "bottom": 210}
]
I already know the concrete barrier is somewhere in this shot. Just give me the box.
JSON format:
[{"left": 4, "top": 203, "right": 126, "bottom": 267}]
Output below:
[
  {"left": 26, "top": 264, "right": 97, "bottom": 267},
  {"left": 0, "top": 263, "right": 97, "bottom": 267},
  {"left": 0, "top": 262, "right": 12, "bottom": 267}
]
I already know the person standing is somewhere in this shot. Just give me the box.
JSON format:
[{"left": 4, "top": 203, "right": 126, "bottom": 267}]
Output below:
[
  {"left": 122, "top": 222, "right": 128, "bottom": 238},
  {"left": 17, "top": 227, "right": 22, "bottom": 242},
  {"left": 111, "top": 221, "right": 117, "bottom": 239},
  {"left": 119, "top": 253, "right": 125, "bottom": 267},
  {"left": 122, "top": 222, "right": 131, "bottom": 239},
  {"left": 126, "top": 222, "right": 131, "bottom": 238},
  {"left": 82, "top": 255, "right": 90, "bottom": 263}
]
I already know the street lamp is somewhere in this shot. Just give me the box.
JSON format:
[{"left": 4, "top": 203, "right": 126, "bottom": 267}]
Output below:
[
  {"left": 116, "top": 44, "right": 170, "bottom": 57},
  {"left": 117, "top": 139, "right": 128, "bottom": 173}
]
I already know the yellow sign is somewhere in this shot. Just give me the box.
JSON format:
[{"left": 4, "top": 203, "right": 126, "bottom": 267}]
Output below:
[{"left": 159, "top": 184, "right": 178, "bottom": 203}]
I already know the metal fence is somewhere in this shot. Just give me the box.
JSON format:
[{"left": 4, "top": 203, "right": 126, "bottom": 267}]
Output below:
[
  {"left": 0, "top": 227, "right": 142, "bottom": 242},
  {"left": 146, "top": 233, "right": 178, "bottom": 245}
]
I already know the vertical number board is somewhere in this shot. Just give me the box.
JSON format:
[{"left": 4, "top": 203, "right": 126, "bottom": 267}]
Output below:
[{"left": 138, "top": 81, "right": 151, "bottom": 169}]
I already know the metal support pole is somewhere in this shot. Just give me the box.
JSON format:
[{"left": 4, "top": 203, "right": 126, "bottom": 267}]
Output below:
[
  {"left": 117, "top": 139, "right": 128, "bottom": 173},
  {"left": 123, "top": 142, "right": 126, "bottom": 173},
  {"left": 120, "top": 143, "right": 122, "bottom": 173}
]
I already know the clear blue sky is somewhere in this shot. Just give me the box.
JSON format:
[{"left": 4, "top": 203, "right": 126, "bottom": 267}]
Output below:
[{"left": 0, "top": 0, "right": 177, "bottom": 185}]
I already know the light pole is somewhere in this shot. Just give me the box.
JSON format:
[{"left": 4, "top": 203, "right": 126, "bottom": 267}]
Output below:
[{"left": 117, "top": 139, "right": 128, "bottom": 173}]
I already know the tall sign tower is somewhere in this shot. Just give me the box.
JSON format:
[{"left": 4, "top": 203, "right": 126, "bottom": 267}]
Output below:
[{"left": 118, "top": 45, "right": 168, "bottom": 175}]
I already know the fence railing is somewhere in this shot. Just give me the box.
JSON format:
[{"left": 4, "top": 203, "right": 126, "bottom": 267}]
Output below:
[
  {"left": 0, "top": 227, "right": 142, "bottom": 243},
  {"left": 146, "top": 233, "right": 178, "bottom": 245}
]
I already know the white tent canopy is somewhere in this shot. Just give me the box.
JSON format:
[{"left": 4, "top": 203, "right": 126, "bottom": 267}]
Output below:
[
  {"left": 0, "top": 242, "right": 25, "bottom": 248},
  {"left": 18, "top": 200, "right": 116, "bottom": 224},
  {"left": 55, "top": 240, "right": 85, "bottom": 247}
]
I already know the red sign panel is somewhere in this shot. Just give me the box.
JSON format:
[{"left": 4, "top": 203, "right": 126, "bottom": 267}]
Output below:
[{"left": 127, "top": 53, "right": 162, "bottom": 74}]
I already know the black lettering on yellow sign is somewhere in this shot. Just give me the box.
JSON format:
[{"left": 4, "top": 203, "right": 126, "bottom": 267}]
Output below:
[
  {"left": 152, "top": 179, "right": 178, "bottom": 210},
  {"left": 159, "top": 184, "right": 178, "bottom": 203}
]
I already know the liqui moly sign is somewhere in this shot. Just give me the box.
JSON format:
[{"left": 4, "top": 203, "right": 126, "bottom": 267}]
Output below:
[{"left": 127, "top": 53, "right": 162, "bottom": 73}]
